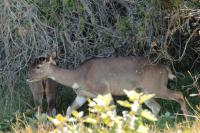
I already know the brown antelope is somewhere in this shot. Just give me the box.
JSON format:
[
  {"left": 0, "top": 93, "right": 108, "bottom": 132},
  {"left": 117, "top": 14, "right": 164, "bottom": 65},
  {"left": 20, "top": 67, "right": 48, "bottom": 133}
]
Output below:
[
  {"left": 26, "top": 55, "right": 188, "bottom": 118},
  {"left": 27, "top": 56, "right": 57, "bottom": 116}
]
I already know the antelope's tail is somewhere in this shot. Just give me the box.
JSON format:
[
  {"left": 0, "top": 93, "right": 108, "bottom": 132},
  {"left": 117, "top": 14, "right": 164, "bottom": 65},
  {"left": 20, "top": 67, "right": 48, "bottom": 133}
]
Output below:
[{"left": 166, "top": 66, "right": 176, "bottom": 80}]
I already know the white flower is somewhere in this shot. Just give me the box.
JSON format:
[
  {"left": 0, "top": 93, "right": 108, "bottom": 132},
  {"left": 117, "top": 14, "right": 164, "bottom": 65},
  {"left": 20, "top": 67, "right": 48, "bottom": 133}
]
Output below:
[
  {"left": 137, "top": 125, "right": 149, "bottom": 133},
  {"left": 62, "top": 127, "right": 68, "bottom": 133},
  {"left": 131, "top": 101, "right": 140, "bottom": 112},
  {"left": 129, "top": 115, "right": 138, "bottom": 129},
  {"left": 51, "top": 119, "right": 61, "bottom": 126},
  {"left": 122, "top": 111, "right": 128, "bottom": 120}
]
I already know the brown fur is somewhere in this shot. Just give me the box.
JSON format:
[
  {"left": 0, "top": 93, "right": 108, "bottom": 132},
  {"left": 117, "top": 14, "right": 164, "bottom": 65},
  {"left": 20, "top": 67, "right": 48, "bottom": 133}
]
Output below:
[
  {"left": 27, "top": 57, "right": 57, "bottom": 115},
  {"left": 27, "top": 56, "right": 188, "bottom": 118}
]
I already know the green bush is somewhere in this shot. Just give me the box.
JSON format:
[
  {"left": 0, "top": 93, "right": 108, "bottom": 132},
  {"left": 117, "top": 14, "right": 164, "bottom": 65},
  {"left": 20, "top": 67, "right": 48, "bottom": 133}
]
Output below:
[{"left": 48, "top": 90, "right": 157, "bottom": 133}]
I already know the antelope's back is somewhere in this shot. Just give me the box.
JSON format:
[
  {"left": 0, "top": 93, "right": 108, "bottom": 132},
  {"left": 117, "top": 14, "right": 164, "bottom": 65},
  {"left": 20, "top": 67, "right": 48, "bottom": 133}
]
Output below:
[
  {"left": 85, "top": 56, "right": 149, "bottom": 76},
  {"left": 80, "top": 57, "right": 150, "bottom": 95}
]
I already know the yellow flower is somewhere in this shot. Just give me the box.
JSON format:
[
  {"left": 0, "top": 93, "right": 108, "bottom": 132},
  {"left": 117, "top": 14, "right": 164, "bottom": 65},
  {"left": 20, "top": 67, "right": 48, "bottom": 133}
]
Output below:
[
  {"left": 72, "top": 111, "right": 84, "bottom": 118},
  {"left": 55, "top": 114, "right": 67, "bottom": 123},
  {"left": 47, "top": 114, "right": 67, "bottom": 126},
  {"left": 137, "top": 125, "right": 149, "bottom": 133}
]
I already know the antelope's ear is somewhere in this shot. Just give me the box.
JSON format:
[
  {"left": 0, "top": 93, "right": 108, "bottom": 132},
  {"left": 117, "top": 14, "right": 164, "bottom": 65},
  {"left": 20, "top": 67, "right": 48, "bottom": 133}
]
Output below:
[
  {"left": 51, "top": 52, "right": 57, "bottom": 59},
  {"left": 48, "top": 52, "right": 57, "bottom": 64},
  {"left": 49, "top": 56, "right": 55, "bottom": 64},
  {"left": 47, "top": 52, "right": 57, "bottom": 59}
]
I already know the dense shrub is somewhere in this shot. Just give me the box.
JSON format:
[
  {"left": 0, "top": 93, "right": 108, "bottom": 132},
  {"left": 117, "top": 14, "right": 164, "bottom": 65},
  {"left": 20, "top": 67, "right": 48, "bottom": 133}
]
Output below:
[{"left": 0, "top": 0, "right": 199, "bottom": 126}]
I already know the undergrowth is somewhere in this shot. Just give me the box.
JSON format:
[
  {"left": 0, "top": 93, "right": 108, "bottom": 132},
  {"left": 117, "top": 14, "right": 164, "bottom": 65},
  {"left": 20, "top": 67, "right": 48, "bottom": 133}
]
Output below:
[
  {"left": 0, "top": 72, "right": 199, "bottom": 132},
  {"left": 2, "top": 89, "right": 200, "bottom": 133}
]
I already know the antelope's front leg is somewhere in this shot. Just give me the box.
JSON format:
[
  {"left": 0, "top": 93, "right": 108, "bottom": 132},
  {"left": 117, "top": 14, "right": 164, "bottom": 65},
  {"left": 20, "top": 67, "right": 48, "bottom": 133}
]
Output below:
[{"left": 66, "top": 95, "right": 87, "bottom": 117}]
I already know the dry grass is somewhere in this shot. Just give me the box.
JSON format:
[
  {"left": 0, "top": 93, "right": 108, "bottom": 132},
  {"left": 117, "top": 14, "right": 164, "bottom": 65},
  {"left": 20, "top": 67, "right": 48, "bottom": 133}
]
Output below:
[
  {"left": 160, "top": 120, "right": 200, "bottom": 133},
  {"left": 8, "top": 95, "right": 200, "bottom": 133}
]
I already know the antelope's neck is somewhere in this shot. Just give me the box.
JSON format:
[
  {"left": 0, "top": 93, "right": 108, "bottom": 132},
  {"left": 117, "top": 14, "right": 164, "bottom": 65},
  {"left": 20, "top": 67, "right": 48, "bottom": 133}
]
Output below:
[{"left": 49, "top": 65, "right": 81, "bottom": 87}]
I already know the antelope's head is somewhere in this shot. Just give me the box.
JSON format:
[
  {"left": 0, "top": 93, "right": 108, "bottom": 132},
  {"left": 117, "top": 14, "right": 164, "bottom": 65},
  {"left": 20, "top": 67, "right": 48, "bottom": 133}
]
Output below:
[{"left": 27, "top": 53, "right": 57, "bottom": 82}]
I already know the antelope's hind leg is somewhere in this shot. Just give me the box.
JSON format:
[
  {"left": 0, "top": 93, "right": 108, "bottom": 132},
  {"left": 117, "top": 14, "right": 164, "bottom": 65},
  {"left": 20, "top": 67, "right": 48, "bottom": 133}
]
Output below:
[
  {"left": 66, "top": 95, "right": 87, "bottom": 117},
  {"left": 66, "top": 87, "right": 99, "bottom": 117},
  {"left": 144, "top": 99, "right": 161, "bottom": 117}
]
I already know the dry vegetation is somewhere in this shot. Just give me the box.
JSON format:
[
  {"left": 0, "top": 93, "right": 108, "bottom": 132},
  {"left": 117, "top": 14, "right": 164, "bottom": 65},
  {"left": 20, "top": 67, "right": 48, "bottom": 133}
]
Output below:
[{"left": 0, "top": 0, "right": 200, "bottom": 132}]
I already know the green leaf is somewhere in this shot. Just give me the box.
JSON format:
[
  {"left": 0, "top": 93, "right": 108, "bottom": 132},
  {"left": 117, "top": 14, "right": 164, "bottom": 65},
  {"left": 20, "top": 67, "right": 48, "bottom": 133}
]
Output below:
[
  {"left": 66, "top": 0, "right": 73, "bottom": 8},
  {"left": 124, "top": 89, "right": 142, "bottom": 102},
  {"left": 140, "top": 110, "right": 157, "bottom": 122},
  {"left": 117, "top": 100, "right": 132, "bottom": 108},
  {"left": 83, "top": 117, "right": 97, "bottom": 124},
  {"left": 139, "top": 94, "right": 155, "bottom": 104},
  {"left": 93, "top": 93, "right": 113, "bottom": 106}
]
